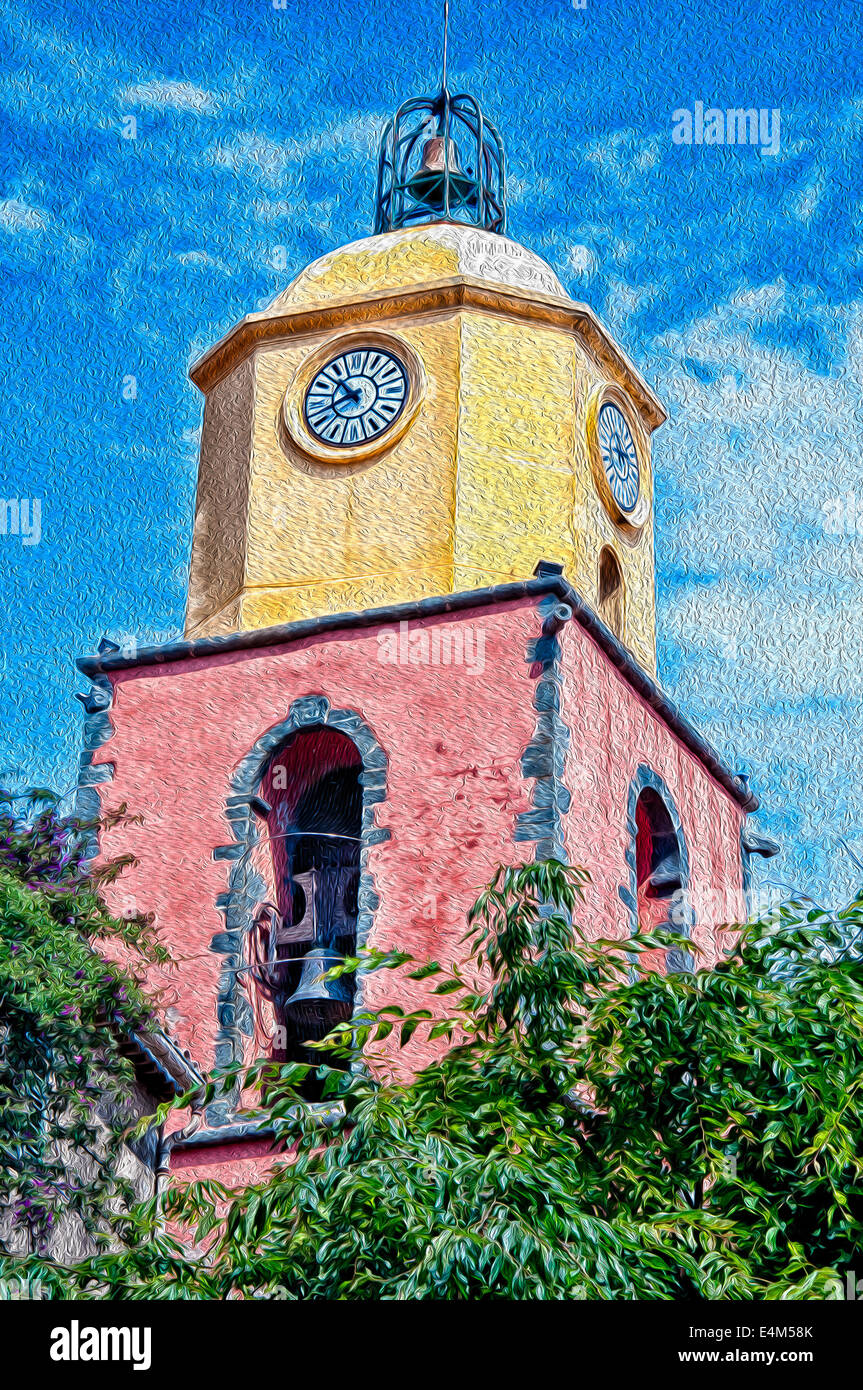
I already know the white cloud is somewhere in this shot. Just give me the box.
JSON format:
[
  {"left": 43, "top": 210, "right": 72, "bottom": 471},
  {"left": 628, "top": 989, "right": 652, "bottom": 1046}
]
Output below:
[
  {"left": 204, "top": 113, "right": 385, "bottom": 187},
  {"left": 727, "top": 280, "right": 787, "bottom": 321},
  {"left": 652, "top": 287, "right": 863, "bottom": 717},
  {"left": 583, "top": 130, "right": 664, "bottom": 184},
  {"left": 664, "top": 581, "right": 863, "bottom": 702},
  {"left": 789, "top": 171, "right": 827, "bottom": 225},
  {"left": 175, "top": 250, "right": 232, "bottom": 275},
  {"left": 0, "top": 197, "right": 47, "bottom": 233},
  {"left": 208, "top": 132, "right": 295, "bottom": 182},
  {"left": 601, "top": 276, "right": 661, "bottom": 337},
  {"left": 252, "top": 198, "right": 296, "bottom": 224},
  {"left": 567, "top": 244, "right": 597, "bottom": 276},
  {"left": 119, "top": 79, "right": 216, "bottom": 113}
]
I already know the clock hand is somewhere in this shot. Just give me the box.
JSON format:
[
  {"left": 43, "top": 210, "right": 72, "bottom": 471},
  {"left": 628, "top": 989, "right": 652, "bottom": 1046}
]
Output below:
[{"left": 334, "top": 383, "right": 362, "bottom": 407}]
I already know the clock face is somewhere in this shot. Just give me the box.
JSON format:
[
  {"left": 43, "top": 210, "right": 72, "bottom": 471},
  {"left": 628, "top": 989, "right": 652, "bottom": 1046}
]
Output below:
[
  {"left": 597, "top": 402, "right": 640, "bottom": 514},
  {"left": 303, "top": 347, "right": 409, "bottom": 448}
]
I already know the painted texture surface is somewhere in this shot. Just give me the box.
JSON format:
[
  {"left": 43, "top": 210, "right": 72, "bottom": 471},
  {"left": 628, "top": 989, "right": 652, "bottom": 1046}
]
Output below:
[
  {"left": 5, "top": 0, "right": 863, "bottom": 912},
  {"left": 561, "top": 635, "right": 746, "bottom": 960},
  {"left": 185, "top": 226, "right": 660, "bottom": 674},
  {"left": 94, "top": 603, "right": 541, "bottom": 1082},
  {"left": 86, "top": 597, "right": 744, "bottom": 1184}
]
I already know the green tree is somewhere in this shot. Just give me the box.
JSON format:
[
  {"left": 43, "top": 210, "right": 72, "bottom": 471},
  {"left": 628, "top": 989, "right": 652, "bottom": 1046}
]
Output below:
[
  {"left": 31, "top": 859, "right": 863, "bottom": 1299},
  {"left": 0, "top": 790, "right": 168, "bottom": 1268}
]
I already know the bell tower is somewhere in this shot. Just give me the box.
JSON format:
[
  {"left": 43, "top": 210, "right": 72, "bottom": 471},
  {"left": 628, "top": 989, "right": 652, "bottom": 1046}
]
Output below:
[{"left": 185, "top": 74, "right": 666, "bottom": 674}]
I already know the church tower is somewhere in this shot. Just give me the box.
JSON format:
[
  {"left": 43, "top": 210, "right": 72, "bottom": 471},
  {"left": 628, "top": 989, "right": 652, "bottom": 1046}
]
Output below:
[{"left": 185, "top": 82, "right": 666, "bottom": 674}]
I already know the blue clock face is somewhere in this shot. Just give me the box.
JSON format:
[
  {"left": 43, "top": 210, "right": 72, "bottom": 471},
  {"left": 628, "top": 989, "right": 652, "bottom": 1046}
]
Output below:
[
  {"left": 304, "top": 347, "right": 409, "bottom": 447},
  {"left": 598, "top": 402, "right": 640, "bottom": 514}
]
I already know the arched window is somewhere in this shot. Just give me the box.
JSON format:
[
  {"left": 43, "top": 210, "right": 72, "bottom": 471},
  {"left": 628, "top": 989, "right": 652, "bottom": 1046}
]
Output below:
[
  {"left": 249, "top": 727, "right": 362, "bottom": 1078},
  {"left": 634, "top": 784, "right": 689, "bottom": 972},
  {"left": 598, "top": 547, "right": 625, "bottom": 641}
]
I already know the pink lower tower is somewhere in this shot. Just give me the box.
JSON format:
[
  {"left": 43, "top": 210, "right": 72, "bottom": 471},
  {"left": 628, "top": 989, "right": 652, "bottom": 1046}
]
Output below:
[{"left": 76, "top": 564, "right": 769, "bottom": 1188}]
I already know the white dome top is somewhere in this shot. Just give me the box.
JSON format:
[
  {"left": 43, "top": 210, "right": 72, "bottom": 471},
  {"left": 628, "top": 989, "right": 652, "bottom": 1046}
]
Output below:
[{"left": 269, "top": 223, "right": 569, "bottom": 311}]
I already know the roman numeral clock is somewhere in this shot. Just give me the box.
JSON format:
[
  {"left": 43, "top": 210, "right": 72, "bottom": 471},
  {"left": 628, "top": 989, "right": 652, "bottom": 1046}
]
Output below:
[
  {"left": 283, "top": 332, "right": 426, "bottom": 463},
  {"left": 586, "top": 384, "right": 651, "bottom": 531},
  {"left": 306, "top": 347, "right": 408, "bottom": 446}
]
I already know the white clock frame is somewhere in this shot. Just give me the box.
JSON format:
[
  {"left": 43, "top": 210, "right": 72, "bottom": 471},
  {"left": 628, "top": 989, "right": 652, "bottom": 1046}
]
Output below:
[
  {"left": 586, "top": 383, "right": 651, "bottom": 532},
  {"left": 282, "top": 331, "right": 426, "bottom": 464}
]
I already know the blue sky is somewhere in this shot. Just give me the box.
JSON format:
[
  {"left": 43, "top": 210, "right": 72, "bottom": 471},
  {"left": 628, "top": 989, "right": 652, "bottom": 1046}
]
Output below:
[{"left": 2, "top": 0, "right": 862, "bottom": 905}]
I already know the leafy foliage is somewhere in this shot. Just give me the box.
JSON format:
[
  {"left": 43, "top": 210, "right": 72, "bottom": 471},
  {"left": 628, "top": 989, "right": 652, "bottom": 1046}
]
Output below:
[
  {"left": 29, "top": 859, "right": 863, "bottom": 1299},
  {"left": 0, "top": 790, "right": 168, "bottom": 1260}
]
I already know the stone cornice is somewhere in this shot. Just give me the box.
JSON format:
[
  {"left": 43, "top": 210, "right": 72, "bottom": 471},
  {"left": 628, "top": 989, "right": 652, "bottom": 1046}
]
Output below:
[{"left": 189, "top": 277, "right": 667, "bottom": 432}]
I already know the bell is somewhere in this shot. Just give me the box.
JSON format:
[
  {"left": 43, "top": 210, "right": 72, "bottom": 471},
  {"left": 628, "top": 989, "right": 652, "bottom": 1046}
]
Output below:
[
  {"left": 406, "top": 136, "right": 478, "bottom": 213},
  {"left": 647, "top": 854, "right": 682, "bottom": 895},
  {"left": 283, "top": 947, "right": 352, "bottom": 1036}
]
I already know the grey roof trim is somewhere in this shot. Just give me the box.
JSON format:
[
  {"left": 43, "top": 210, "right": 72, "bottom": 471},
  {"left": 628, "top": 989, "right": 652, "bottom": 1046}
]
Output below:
[
  {"left": 742, "top": 830, "right": 781, "bottom": 858},
  {"left": 168, "top": 1103, "right": 344, "bottom": 1152},
  {"left": 131, "top": 1028, "right": 206, "bottom": 1096},
  {"left": 76, "top": 569, "right": 758, "bottom": 812}
]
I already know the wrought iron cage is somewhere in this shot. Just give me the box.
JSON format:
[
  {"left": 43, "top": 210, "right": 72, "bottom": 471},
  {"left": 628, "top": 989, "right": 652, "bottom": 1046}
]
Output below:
[{"left": 374, "top": 87, "right": 506, "bottom": 235}]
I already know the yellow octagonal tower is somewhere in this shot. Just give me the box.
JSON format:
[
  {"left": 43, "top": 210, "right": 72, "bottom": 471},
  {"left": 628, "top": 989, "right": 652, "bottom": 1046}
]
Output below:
[{"left": 185, "top": 96, "right": 666, "bottom": 675}]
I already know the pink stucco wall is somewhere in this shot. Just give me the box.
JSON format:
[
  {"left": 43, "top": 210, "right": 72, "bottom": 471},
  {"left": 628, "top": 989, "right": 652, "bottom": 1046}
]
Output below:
[
  {"left": 85, "top": 595, "right": 746, "bottom": 1186},
  {"left": 95, "top": 603, "right": 538, "bottom": 1078},
  {"left": 560, "top": 633, "right": 746, "bottom": 964}
]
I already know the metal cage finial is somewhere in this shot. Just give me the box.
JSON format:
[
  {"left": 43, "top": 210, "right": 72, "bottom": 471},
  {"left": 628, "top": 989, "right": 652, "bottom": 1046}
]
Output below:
[{"left": 374, "top": 83, "right": 506, "bottom": 235}]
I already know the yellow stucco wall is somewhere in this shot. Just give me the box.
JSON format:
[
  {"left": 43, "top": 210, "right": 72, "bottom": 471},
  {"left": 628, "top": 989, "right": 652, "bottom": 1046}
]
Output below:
[
  {"left": 185, "top": 228, "right": 660, "bottom": 673},
  {"left": 267, "top": 224, "right": 569, "bottom": 311},
  {"left": 243, "top": 312, "right": 460, "bottom": 606},
  {"left": 452, "top": 311, "right": 656, "bottom": 671}
]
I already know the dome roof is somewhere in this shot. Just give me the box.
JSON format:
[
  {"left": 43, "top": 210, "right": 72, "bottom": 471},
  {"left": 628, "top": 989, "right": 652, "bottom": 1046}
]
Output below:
[{"left": 269, "top": 223, "right": 569, "bottom": 311}]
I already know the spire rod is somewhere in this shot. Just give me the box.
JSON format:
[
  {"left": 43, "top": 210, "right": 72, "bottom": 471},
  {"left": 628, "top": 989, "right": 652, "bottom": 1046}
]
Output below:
[{"left": 373, "top": 11, "right": 507, "bottom": 237}]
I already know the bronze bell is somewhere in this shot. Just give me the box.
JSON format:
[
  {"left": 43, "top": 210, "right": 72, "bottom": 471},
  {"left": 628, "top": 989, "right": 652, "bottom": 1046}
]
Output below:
[
  {"left": 406, "top": 136, "right": 478, "bottom": 213},
  {"left": 283, "top": 947, "right": 353, "bottom": 1036},
  {"left": 647, "top": 854, "right": 682, "bottom": 896}
]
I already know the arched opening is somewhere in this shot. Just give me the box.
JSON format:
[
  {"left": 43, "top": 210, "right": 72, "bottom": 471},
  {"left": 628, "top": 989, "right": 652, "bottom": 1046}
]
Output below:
[
  {"left": 598, "top": 547, "right": 625, "bottom": 641},
  {"left": 249, "top": 727, "right": 363, "bottom": 1080},
  {"left": 634, "top": 786, "right": 688, "bottom": 972}
]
